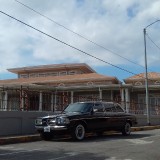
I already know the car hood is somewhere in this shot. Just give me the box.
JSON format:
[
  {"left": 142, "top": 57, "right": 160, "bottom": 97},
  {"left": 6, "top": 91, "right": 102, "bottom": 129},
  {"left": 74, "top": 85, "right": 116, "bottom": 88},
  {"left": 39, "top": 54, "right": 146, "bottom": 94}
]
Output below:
[{"left": 41, "top": 112, "right": 86, "bottom": 119}]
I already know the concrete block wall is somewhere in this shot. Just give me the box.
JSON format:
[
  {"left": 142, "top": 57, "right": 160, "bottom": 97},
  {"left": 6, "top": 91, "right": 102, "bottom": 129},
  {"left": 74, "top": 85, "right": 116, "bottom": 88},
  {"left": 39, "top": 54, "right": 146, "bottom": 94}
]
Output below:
[
  {"left": 0, "top": 111, "right": 53, "bottom": 137},
  {"left": 136, "top": 115, "right": 160, "bottom": 126}
]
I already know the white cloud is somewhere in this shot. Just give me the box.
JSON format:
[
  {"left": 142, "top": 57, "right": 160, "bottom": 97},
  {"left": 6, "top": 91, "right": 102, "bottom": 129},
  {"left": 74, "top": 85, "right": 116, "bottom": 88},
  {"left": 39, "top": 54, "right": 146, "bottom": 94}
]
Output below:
[{"left": 0, "top": 0, "right": 160, "bottom": 79}]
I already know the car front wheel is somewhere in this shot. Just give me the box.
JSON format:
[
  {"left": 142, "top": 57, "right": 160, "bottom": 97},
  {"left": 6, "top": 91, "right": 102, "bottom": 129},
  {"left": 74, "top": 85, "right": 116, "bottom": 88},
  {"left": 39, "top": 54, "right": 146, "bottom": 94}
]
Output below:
[
  {"left": 122, "top": 122, "right": 131, "bottom": 136},
  {"left": 71, "top": 124, "right": 85, "bottom": 141}
]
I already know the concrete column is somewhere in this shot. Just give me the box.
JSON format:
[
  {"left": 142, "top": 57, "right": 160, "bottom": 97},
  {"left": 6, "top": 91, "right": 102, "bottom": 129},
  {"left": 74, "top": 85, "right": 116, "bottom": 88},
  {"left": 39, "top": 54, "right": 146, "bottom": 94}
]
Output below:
[
  {"left": 99, "top": 88, "right": 102, "bottom": 101},
  {"left": 54, "top": 92, "right": 57, "bottom": 111},
  {"left": 3, "top": 91, "right": 8, "bottom": 111},
  {"left": 111, "top": 90, "right": 113, "bottom": 101},
  {"left": 125, "top": 88, "right": 130, "bottom": 113},
  {"left": 121, "top": 88, "right": 125, "bottom": 110},
  {"left": 20, "top": 91, "right": 24, "bottom": 111},
  {"left": 51, "top": 93, "right": 54, "bottom": 112},
  {"left": 71, "top": 91, "right": 74, "bottom": 104},
  {"left": 0, "top": 92, "right": 2, "bottom": 110},
  {"left": 39, "top": 91, "right": 42, "bottom": 111}
]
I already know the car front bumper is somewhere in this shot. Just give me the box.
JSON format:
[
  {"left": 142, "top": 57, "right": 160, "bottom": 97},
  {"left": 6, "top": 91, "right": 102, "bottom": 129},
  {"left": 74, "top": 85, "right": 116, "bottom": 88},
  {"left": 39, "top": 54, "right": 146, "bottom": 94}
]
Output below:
[{"left": 35, "top": 125, "right": 68, "bottom": 131}]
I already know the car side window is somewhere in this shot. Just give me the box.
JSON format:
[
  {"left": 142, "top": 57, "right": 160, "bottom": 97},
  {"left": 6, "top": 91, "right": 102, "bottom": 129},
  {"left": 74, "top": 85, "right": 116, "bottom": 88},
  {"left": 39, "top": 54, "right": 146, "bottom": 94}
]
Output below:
[
  {"left": 82, "top": 103, "right": 93, "bottom": 113},
  {"left": 93, "top": 103, "right": 104, "bottom": 112},
  {"left": 104, "top": 103, "right": 124, "bottom": 113},
  {"left": 111, "top": 106, "right": 117, "bottom": 112},
  {"left": 104, "top": 104, "right": 113, "bottom": 112},
  {"left": 115, "top": 104, "right": 124, "bottom": 112},
  {"left": 105, "top": 107, "right": 112, "bottom": 112}
]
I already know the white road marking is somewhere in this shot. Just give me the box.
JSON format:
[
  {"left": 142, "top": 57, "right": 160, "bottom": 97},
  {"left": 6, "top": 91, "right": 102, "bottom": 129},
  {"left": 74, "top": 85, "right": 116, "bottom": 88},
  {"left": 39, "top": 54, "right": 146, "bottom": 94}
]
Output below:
[
  {"left": 126, "top": 139, "right": 153, "bottom": 145},
  {"left": 0, "top": 146, "right": 14, "bottom": 149},
  {"left": 48, "top": 152, "right": 79, "bottom": 160},
  {"left": 105, "top": 157, "right": 132, "bottom": 160},
  {"left": 126, "top": 133, "right": 160, "bottom": 145},
  {"left": 105, "top": 157, "right": 116, "bottom": 160},
  {"left": 141, "top": 134, "right": 160, "bottom": 140},
  {"left": 0, "top": 146, "right": 26, "bottom": 151},
  {"left": 0, "top": 148, "right": 42, "bottom": 156}
]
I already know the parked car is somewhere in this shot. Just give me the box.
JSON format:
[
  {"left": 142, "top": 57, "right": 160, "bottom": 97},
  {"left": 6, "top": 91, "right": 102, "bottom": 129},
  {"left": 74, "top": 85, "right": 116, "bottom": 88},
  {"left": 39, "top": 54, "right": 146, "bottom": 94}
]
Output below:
[{"left": 35, "top": 101, "right": 137, "bottom": 141}]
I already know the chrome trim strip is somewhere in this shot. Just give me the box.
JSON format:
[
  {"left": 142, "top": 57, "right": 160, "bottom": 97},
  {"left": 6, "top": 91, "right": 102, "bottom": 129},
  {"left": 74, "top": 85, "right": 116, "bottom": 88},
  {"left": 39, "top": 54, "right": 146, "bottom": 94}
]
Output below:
[{"left": 35, "top": 125, "right": 67, "bottom": 131}]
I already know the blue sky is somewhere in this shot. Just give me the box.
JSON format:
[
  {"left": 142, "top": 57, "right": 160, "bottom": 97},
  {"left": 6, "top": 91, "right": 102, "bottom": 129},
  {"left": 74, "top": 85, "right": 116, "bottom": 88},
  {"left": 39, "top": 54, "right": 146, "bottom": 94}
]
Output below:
[{"left": 0, "top": 0, "right": 160, "bottom": 82}]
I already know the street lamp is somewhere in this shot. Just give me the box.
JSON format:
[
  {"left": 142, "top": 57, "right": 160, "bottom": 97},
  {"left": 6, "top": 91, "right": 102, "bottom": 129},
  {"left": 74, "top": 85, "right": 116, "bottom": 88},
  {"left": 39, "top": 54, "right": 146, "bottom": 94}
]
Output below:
[{"left": 143, "top": 20, "right": 160, "bottom": 125}]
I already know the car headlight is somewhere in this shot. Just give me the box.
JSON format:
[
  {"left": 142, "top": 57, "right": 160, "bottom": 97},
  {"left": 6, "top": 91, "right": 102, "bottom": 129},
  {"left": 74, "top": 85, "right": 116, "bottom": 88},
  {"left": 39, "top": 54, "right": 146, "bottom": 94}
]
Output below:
[
  {"left": 56, "top": 117, "right": 70, "bottom": 125},
  {"left": 47, "top": 118, "right": 56, "bottom": 125},
  {"left": 35, "top": 118, "right": 42, "bottom": 125}
]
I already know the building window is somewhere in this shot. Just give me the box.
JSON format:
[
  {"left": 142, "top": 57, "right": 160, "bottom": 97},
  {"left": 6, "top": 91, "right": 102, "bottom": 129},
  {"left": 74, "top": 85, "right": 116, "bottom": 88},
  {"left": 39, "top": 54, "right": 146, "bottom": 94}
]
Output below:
[
  {"left": 46, "top": 72, "right": 58, "bottom": 77},
  {"left": 77, "top": 70, "right": 84, "bottom": 74},
  {"left": 155, "top": 81, "right": 160, "bottom": 85},
  {"left": 59, "top": 71, "right": 67, "bottom": 76},
  {"left": 87, "top": 82, "right": 94, "bottom": 86},
  {"left": 69, "top": 71, "right": 77, "bottom": 75},
  {"left": 135, "top": 81, "right": 142, "bottom": 86},
  {"left": 29, "top": 73, "right": 38, "bottom": 78},
  {"left": 74, "top": 94, "right": 99, "bottom": 102},
  {"left": 39, "top": 73, "right": 46, "bottom": 77},
  {"left": 20, "top": 74, "right": 28, "bottom": 78},
  {"left": 58, "top": 83, "right": 65, "bottom": 87}
]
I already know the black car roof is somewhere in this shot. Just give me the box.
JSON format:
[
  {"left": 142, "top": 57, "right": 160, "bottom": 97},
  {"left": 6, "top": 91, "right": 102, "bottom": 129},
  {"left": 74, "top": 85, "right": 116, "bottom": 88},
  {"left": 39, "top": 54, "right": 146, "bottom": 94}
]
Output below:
[{"left": 75, "top": 101, "right": 117, "bottom": 105}]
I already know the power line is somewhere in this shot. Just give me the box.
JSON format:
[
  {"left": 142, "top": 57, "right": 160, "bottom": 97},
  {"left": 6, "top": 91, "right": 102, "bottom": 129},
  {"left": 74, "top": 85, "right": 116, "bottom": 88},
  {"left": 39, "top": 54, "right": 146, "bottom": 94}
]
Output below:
[
  {"left": 146, "top": 33, "right": 160, "bottom": 51},
  {"left": 14, "top": 0, "right": 145, "bottom": 69},
  {"left": 0, "top": 10, "right": 138, "bottom": 76},
  {"left": 1, "top": 10, "right": 158, "bottom": 84}
]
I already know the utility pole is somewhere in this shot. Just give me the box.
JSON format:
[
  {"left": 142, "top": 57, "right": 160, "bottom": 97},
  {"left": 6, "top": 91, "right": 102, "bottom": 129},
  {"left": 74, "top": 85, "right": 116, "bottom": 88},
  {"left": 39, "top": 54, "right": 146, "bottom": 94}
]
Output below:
[{"left": 143, "top": 20, "right": 160, "bottom": 125}]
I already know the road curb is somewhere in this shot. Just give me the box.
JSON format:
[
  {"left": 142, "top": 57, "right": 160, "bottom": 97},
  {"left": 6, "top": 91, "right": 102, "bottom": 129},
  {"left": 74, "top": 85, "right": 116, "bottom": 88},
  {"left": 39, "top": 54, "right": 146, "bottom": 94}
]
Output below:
[
  {"left": 131, "top": 125, "right": 160, "bottom": 132},
  {"left": 0, "top": 134, "right": 41, "bottom": 145}
]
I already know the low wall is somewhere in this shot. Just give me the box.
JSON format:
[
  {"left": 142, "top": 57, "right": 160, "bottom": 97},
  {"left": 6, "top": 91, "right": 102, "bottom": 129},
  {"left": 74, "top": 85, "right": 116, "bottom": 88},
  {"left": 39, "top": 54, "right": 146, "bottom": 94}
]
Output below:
[
  {"left": 0, "top": 111, "right": 53, "bottom": 137},
  {"left": 0, "top": 111, "right": 160, "bottom": 137},
  {"left": 136, "top": 114, "right": 160, "bottom": 126}
]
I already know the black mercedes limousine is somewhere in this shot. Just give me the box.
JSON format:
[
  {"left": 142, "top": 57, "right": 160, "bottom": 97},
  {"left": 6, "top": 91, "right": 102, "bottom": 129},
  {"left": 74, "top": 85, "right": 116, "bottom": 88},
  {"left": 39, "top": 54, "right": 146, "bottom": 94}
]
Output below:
[{"left": 35, "top": 101, "right": 137, "bottom": 141}]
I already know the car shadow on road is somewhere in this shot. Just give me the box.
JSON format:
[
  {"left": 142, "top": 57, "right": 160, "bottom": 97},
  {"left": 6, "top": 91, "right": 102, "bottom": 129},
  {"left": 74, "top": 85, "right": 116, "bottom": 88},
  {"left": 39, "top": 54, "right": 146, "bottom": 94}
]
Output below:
[
  {"left": 84, "top": 133, "right": 153, "bottom": 142},
  {"left": 49, "top": 132, "right": 153, "bottom": 143}
]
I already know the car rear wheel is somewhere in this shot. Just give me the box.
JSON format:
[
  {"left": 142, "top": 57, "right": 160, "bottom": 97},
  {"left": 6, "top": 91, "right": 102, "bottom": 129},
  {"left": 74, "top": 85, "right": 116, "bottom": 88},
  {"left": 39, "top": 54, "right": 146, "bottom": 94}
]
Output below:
[
  {"left": 71, "top": 124, "right": 85, "bottom": 141},
  {"left": 122, "top": 122, "right": 131, "bottom": 136}
]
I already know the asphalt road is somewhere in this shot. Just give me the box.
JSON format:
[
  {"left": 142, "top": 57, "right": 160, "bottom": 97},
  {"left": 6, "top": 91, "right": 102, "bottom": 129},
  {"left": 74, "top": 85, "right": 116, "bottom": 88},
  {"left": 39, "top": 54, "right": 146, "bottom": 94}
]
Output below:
[{"left": 0, "top": 129, "right": 160, "bottom": 160}]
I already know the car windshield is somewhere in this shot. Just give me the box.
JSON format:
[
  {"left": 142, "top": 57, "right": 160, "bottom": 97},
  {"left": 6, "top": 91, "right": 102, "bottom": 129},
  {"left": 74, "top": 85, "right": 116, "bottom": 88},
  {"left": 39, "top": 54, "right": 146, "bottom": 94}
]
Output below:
[{"left": 63, "top": 103, "right": 93, "bottom": 113}]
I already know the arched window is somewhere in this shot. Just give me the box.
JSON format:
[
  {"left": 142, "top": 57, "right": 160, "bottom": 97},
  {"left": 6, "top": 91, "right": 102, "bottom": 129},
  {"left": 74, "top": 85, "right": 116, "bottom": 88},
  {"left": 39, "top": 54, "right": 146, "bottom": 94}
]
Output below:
[
  {"left": 135, "top": 81, "right": 142, "bottom": 86},
  {"left": 87, "top": 82, "right": 94, "bottom": 86},
  {"left": 155, "top": 81, "right": 160, "bottom": 85},
  {"left": 58, "top": 83, "right": 65, "bottom": 87}
]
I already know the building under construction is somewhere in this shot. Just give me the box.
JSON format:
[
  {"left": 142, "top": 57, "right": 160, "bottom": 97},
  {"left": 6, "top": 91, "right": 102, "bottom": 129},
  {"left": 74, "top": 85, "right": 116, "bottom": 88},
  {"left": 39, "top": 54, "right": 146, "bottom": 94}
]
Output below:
[{"left": 0, "top": 63, "right": 160, "bottom": 115}]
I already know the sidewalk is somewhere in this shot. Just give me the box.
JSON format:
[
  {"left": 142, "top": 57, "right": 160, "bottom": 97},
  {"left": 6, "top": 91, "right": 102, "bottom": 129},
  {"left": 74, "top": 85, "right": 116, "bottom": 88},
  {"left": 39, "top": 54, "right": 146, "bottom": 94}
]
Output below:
[
  {"left": 0, "top": 125, "right": 160, "bottom": 145},
  {"left": 131, "top": 125, "right": 160, "bottom": 131}
]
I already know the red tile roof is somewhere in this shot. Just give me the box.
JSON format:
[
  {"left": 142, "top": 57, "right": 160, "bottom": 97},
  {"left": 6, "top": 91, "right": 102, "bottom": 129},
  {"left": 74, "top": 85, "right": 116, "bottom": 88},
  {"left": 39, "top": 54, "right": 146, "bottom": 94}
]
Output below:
[
  {"left": 0, "top": 73, "right": 120, "bottom": 86},
  {"left": 7, "top": 63, "right": 96, "bottom": 74},
  {"left": 124, "top": 72, "right": 160, "bottom": 83}
]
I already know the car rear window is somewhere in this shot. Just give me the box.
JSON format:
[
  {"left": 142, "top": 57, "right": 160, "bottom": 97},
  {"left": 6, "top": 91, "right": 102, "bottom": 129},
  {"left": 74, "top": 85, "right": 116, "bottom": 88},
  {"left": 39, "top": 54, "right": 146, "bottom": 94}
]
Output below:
[
  {"left": 104, "top": 103, "right": 124, "bottom": 113},
  {"left": 115, "top": 105, "right": 124, "bottom": 112},
  {"left": 93, "top": 103, "right": 104, "bottom": 112}
]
